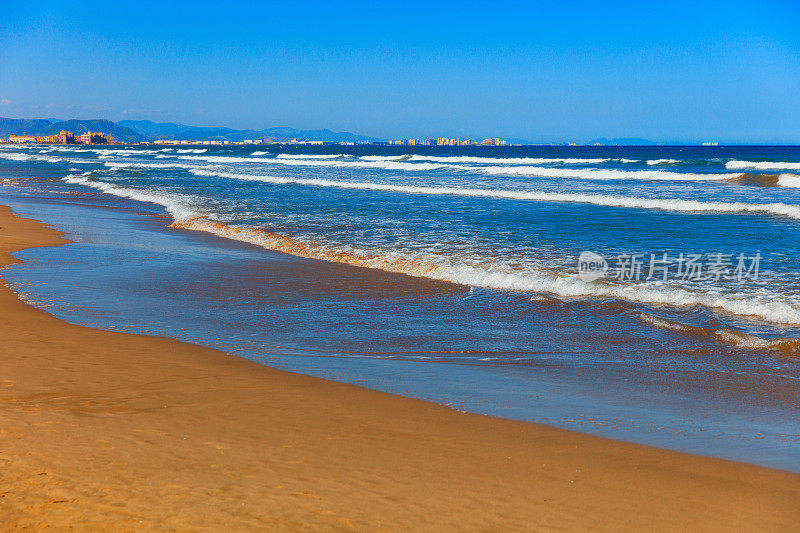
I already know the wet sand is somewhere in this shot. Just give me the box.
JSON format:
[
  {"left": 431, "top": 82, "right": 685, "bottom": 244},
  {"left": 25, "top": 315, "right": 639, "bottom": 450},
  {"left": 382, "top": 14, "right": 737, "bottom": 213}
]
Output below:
[{"left": 1, "top": 203, "right": 799, "bottom": 531}]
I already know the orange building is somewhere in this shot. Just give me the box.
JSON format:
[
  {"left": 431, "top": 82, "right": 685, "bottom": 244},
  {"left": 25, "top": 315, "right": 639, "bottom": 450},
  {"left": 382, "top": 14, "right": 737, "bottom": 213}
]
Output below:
[{"left": 77, "top": 131, "right": 109, "bottom": 144}]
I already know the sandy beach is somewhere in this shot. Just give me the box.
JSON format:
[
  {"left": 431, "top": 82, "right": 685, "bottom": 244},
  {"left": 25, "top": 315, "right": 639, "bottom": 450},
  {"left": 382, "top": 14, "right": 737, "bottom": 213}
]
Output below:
[{"left": 1, "top": 203, "right": 799, "bottom": 531}]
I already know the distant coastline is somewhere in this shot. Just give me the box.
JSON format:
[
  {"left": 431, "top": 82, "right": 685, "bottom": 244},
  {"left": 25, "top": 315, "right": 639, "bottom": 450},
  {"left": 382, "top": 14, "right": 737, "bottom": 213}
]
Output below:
[
  {"left": 0, "top": 116, "right": 740, "bottom": 147},
  {"left": 0, "top": 116, "right": 688, "bottom": 147}
]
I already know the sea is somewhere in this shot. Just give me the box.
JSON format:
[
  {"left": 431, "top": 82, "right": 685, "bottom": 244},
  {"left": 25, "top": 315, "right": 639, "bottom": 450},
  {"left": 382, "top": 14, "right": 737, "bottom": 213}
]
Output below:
[{"left": 1, "top": 143, "right": 799, "bottom": 471}]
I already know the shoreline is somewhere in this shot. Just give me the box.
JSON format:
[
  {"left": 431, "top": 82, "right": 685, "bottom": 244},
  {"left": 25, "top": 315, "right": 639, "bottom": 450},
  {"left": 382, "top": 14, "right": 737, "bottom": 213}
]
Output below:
[{"left": 1, "top": 202, "right": 799, "bottom": 530}]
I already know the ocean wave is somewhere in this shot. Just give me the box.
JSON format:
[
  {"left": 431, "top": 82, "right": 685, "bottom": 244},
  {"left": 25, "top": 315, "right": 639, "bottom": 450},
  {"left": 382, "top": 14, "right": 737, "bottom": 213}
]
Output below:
[
  {"left": 778, "top": 174, "right": 800, "bottom": 188},
  {"left": 639, "top": 312, "right": 800, "bottom": 355},
  {"left": 92, "top": 149, "right": 165, "bottom": 156},
  {"left": 646, "top": 159, "right": 681, "bottom": 165},
  {"left": 179, "top": 155, "right": 449, "bottom": 171},
  {"left": 104, "top": 161, "right": 205, "bottom": 170},
  {"left": 179, "top": 154, "right": 724, "bottom": 179},
  {"left": 169, "top": 218, "right": 800, "bottom": 325},
  {"left": 190, "top": 168, "right": 800, "bottom": 220},
  {"left": 276, "top": 153, "right": 345, "bottom": 159},
  {"left": 361, "top": 155, "right": 614, "bottom": 165},
  {"left": 475, "top": 165, "right": 731, "bottom": 182},
  {"left": 726, "top": 160, "right": 800, "bottom": 171},
  {"left": 0, "top": 152, "right": 67, "bottom": 163},
  {"left": 61, "top": 174, "right": 199, "bottom": 219},
  {"left": 176, "top": 148, "right": 207, "bottom": 153},
  {"left": 57, "top": 172, "right": 800, "bottom": 325},
  {"left": 727, "top": 173, "right": 800, "bottom": 188}
]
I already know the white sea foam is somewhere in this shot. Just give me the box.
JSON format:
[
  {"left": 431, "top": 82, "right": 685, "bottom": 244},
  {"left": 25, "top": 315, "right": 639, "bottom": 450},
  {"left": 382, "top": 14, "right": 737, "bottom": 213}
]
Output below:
[
  {"left": 181, "top": 153, "right": 725, "bottom": 181},
  {"left": 0, "top": 152, "right": 66, "bottom": 163},
  {"left": 361, "top": 155, "right": 613, "bottom": 165},
  {"left": 778, "top": 174, "right": 800, "bottom": 188},
  {"left": 92, "top": 149, "right": 163, "bottom": 156},
  {"left": 190, "top": 168, "right": 800, "bottom": 221},
  {"left": 180, "top": 155, "right": 448, "bottom": 171},
  {"left": 638, "top": 313, "right": 694, "bottom": 331},
  {"left": 474, "top": 165, "right": 732, "bottom": 182},
  {"left": 276, "top": 153, "right": 345, "bottom": 159},
  {"left": 726, "top": 160, "right": 800, "bottom": 171},
  {"left": 175, "top": 213, "right": 800, "bottom": 325},
  {"left": 646, "top": 159, "right": 681, "bottom": 165},
  {"left": 104, "top": 161, "right": 204, "bottom": 170},
  {"left": 61, "top": 174, "right": 199, "bottom": 220},
  {"left": 58, "top": 172, "right": 800, "bottom": 325},
  {"left": 180, "top": 154, "right": 715, "bottom": 179},
  {"left": 177, "top": 148, "right": 207, "bottom": 153}
]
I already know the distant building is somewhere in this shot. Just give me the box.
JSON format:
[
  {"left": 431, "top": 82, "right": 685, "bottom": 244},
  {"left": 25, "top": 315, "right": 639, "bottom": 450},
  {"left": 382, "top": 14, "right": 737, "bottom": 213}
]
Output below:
[
  {"left": 8, "top": 135, "right": 40, "bottom": 143},
  {"left": 55, "top": 130, "right": 76, "bottom": 144},
  {"left": 77, "top": 131, "right": 110, "bottom": 144}
]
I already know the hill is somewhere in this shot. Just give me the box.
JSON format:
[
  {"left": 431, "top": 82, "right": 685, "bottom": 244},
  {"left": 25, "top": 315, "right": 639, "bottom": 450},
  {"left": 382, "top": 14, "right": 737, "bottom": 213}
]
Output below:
[
  {"left": 0, "top": 118, "right": 57, "bottom": 137},
  {"left": 118, "top": 120, "right": 381, "bottom": 143},
  {"left": 0, "top": 117, "right": 144, "bottom": 142}
]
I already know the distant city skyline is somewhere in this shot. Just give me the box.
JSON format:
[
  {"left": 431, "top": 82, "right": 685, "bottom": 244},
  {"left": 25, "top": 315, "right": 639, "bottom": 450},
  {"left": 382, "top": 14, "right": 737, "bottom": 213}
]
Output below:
[{"left": 1, "top": 1, "right": 799, "bottom": 144}]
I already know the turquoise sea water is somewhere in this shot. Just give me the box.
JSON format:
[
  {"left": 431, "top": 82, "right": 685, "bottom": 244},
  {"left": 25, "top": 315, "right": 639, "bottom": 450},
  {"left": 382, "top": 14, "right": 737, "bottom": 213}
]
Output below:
[{"left": 1, "top": 143, "right": 799, "bottom": 471}]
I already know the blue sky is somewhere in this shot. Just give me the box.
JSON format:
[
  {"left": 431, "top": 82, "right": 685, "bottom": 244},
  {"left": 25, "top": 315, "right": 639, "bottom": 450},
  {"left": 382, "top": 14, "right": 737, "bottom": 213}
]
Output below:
[{"left": 1, "top": 1, "right": 798, "bottom": 143}]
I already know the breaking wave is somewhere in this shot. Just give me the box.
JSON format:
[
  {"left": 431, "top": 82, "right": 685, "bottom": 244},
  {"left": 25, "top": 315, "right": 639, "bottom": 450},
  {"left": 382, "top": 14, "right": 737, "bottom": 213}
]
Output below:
[
  {"left": 179, "top": 155, "right": 449, "bottom": 171},
  {"left": 0, "top": 151, "right": 66, "bottom": 163},
  {"left": 170, "top": 218, "right": 800, "bottom": 325},
  {"left": 104, "top": 161, "right": 206, "bottom": 170},
  {"left": 61, "top": 174, "right": 199, "bottom": 220},
  {"left": 638, "top": 312, "right": 800, "bottom": 356},
  {"left": 728, "top": 173, "right": 800, "bottom": 188},
  {"left": 190, "top": 168, "right": 800, "bottom": 220},
  {"left": 646, "top": 159, "right": 681, "bottom": 165},
  {"left": 276, "top": 153, "right": 345, "bottom": 159},
  {"left": 361, "top": 155, "right": 614, "bottom": 165},
  {"left": 475, "top": 165, "right": 731, "bottom": 182},
  {"left": 778, "top": 174, "right": 800, "bottom": 188},
  {"left": 178, "top": 154, "right": 738, "bottom": 182},
  {"left": 56, "top": 173, "right": 800, "bottom": 326},
  {"left": 726, "top": 160, "right": 800, "bottom": 171}
]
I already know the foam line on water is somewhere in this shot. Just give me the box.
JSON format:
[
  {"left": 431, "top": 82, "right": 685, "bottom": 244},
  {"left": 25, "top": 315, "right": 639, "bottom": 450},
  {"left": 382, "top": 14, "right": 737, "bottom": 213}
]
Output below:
[
  {"left": 727, "top": 160, "right": 800, "bottom": 171},
  {"left": 190, "top": 168, "right": 800, "bottom": 221},
  {"left": 474, "top": 165, "right": 731, "bottom": 182},
  {"left": 179, "top": 155, "right": 449, "bottom": 171},
  {"left": 58, "top": 173, "right": 800, "bottom": 325},
  {"left": 171, "top": 218, "right": 800, "bottom": 325},
  {"left": 778, "top": 174, "right": 800, "bottom": 188},
  {"left": 61, "top": 174, "right": 200, "bottom": 220},
  {"left": 104, "top": 161, "right": 208, "bottom": 170},
  {"left": 181, "top": 154, "right": 737, "bottom": 182},
  {"left": 361, "top": 155, "right": 614, "bottom": 165},
  {"left": 276, "top": 153, "right": 346, "bottom": 159}
]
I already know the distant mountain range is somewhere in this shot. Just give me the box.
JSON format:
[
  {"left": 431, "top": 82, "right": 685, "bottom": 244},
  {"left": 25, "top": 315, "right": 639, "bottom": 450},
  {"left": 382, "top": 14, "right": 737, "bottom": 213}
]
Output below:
[
  {"left": 118, "top": 120, "right": 383, "bottom": 143},
  {"left": 0, "top": 118, "right": 145, "bottom": 142},
  {"left": 117, "top": 120, "right": 380, "bottom": 142},
  {"left": 0, "top": 117, "right": 382, "bottom": 143},
  {"left": 1, "top": 117, "right": 665, "bottom": 146}
]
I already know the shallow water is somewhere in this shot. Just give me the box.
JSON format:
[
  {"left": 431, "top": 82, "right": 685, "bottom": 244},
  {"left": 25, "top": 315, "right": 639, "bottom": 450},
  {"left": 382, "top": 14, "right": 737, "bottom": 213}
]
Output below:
[{"left": 1, "top": 144, "right": 799, "bottom": 471}]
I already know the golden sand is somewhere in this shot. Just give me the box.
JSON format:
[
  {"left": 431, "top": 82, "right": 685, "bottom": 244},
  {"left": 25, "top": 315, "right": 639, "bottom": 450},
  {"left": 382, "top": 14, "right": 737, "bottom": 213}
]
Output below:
[{"left": 1, "top": 204, "right": 799, "bottom": 531}]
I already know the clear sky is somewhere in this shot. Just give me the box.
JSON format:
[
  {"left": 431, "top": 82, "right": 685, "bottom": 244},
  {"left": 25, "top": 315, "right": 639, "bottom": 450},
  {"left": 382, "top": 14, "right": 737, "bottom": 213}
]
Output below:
[{"left": 1, "top": 1, "right": 798, "bottom": 143}]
